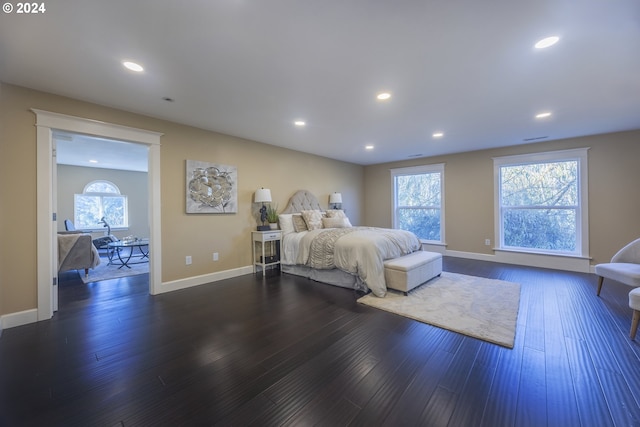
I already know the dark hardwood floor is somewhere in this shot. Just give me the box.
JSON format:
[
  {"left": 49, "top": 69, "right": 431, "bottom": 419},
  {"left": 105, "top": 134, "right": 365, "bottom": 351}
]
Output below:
[{"left": 1, "top": 257, "right": 639, "bottom": 426}]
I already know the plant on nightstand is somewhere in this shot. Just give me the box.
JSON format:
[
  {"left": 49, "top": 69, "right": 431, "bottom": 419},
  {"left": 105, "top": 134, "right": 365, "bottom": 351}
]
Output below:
[{"left": 266, "top": 204, "right": 279, "bottom": 229}]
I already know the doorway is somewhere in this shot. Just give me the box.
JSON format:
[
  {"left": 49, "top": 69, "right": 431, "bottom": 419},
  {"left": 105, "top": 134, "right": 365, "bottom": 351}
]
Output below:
[
  {"left": 34, "top": 109, "right": 163, "bottom": 320},
  {"left": 55, "top": 131, "right": 150, "bottom": 289}
]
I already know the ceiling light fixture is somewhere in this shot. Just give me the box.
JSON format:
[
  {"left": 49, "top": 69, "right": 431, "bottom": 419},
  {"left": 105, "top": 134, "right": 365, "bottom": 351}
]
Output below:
[
  {"left": 534, "top": 36, "right": 559, "bottom": 49},
  {"left": 536, "top": 112, "right": 552, "bottom": 119},
  {"left": 294, "top": 120, "right": 306, "bottom": 127},
  {"left": 432, "top": 132, "right": 444, "bottom": 138},
  {"left": 123, "top": 61, "right": 144, "bottom": 72},
  {"left": 89, "top": 159, "right": 98, "bottom": 163},
  {"left": 365, "top": 145, "right": 374, "bottom": 150},
  {"left": 376, "top": 92, "right": 391, "bottom": 100}
]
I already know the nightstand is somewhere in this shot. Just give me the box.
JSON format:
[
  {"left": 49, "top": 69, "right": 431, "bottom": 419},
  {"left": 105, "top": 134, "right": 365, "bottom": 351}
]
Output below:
[{"left": 252, "top": 230, "right": 282, "bottom": 274}]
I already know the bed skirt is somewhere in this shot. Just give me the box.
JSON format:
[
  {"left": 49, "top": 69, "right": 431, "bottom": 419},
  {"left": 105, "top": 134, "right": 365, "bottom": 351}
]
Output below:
[{"left": 281, "top": 264, "right": 367, "bottom": 292}]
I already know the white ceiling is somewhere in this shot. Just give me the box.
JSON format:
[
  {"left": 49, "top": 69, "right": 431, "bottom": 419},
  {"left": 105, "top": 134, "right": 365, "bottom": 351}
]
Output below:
[
  {"left": 2, "top": 0, "right": 639, "bottom": 166},
  {"left": 54, "top": 131, "right": 149, "bottom": 172}
]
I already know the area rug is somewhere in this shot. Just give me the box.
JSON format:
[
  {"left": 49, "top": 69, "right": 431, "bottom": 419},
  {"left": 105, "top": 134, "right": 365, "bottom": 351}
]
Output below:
[
  {"left": 357, "top": 272, "right": 521, "bottom": 348},
  {"left": 80, "top": 258, "right": 149, "bottom": 284}
]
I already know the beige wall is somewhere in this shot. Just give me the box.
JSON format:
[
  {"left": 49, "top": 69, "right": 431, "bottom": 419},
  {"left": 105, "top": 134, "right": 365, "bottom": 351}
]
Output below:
[
  {"left": 2, "top": 80, "right": 638, "bottom": 319},
  {"left": 57, "top": 165, "right": 149, "bottom": 239},
  {"left": 0, "top": 83, "right": 363, "bottom": 316},
  {"left": 363, "top": 130, "right": 640, "bottom": 265}
]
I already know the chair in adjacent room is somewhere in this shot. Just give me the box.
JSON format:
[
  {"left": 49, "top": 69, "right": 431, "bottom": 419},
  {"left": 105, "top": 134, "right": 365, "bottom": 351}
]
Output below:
[
  {"left": 64, "top": 219, "right": 76, "bottom": 231},
  {"left": 595, "top": 238, "right": 640, "bottom": 296}
]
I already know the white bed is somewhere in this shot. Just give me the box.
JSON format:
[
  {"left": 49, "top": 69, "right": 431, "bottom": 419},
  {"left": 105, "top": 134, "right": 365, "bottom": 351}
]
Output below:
[{"left": 279, "top": 190, "right": 421, "bottom": 297}]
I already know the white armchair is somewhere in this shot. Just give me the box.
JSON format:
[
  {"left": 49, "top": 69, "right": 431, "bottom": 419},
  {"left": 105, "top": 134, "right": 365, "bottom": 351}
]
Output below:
[{"left": 595, "top": 238, "right": 640, "bottom": 296}]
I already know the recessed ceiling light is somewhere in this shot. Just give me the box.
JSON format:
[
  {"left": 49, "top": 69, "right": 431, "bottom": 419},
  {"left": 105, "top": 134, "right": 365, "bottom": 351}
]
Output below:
[
  {"left": 365, "top": 145, "right": 374, "bottom": 150},
  {"left": 294, "top": 120, "right": 306, "bottom": 127},
  {"left": 432, "top": 132, "right": 444, "bottom": 138},
  {"left": 376, "top": 92, "right": 391, "bottom": 100},
  {"left": 534, "top": 36, "right": 559, "bottom": 49},
  {"left": 536, "top": 112, "right": 552, "bottom": 119},
  {"left": 123, "top": 61, "right": 144, "bottom": 72},
  {"left": 89, "top": 159, "right": 98, "bottom": 163}
]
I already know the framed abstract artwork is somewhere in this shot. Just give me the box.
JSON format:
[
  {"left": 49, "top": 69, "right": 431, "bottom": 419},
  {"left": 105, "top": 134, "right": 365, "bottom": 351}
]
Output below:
[{"left": 186, "top": 160, "right": 238, "bottom": 213}]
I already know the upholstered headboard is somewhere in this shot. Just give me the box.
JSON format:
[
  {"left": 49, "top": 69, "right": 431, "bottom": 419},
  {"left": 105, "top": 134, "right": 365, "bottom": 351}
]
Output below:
[{"left": 281, "top": 190, "right": 323, "bottom": 213}]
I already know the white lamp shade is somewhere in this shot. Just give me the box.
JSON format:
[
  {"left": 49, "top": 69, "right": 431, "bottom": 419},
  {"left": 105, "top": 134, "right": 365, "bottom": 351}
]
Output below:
[
  {"left": 329, "top": 192, "right": 342, "bottom": 204},
  {"left": 254, "top": 188, "right": 272, "bottom": 203}
]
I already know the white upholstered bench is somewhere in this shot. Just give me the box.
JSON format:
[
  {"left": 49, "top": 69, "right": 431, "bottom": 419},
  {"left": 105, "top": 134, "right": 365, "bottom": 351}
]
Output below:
[{"left": 384, "top": 251, "right": 443, "bottom": 295}]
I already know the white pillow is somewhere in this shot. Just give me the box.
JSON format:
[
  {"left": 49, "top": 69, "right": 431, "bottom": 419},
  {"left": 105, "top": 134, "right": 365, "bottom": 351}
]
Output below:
[
  {"left": 322, "top": 217, "right": 349, "bottom": 228},
  {"left": 325, "top": 209, "right": 352, "bottom": 227},
  {"left": 278, "top": 214, "right": 295, "bottom": 235}
]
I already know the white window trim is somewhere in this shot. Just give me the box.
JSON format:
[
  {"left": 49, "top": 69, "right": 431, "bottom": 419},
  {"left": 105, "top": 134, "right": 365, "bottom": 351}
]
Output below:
[
  {"left": 75, "top": 180, "right": 129, "bottom": 231},
  {"left": 390, "top": 163, "right": 445, "bottom": 244},
  {"left": 84, "top": 180, "right": 120, "bottom": 194},
  {"left": 493, "top": 148, "right": 589, "bottom": 258}
]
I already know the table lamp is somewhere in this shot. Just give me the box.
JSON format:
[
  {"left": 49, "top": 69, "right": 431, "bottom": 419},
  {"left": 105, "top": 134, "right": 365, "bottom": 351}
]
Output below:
[
  {"left": 255, "top": 188, "right": 272, "bottom": 230},
  {"left": 329, "top": 192, "right": 342, "bottom": 209}
]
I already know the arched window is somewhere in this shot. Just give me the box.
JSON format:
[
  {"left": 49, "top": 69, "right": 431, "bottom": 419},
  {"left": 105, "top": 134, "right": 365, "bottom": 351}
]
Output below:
[{"left": 74, "top": 180, "right": 128, "bottom": 230}]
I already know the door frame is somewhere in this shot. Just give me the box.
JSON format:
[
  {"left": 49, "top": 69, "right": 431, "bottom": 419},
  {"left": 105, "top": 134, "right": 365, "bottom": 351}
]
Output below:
[{"left": 33, "top": 109, "right": 163, "bottom": 321}]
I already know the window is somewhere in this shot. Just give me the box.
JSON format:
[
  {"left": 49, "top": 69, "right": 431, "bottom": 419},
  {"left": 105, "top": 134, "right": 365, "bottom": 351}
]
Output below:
[
  {"left": 74, "top": 180, "right": 128, "bottom": 230},
  {"left": 494, "top": 148, "right": 589, "bottom": 256},
  {"left": 391, "top": 164, "right": 445, "bottom": 242}
]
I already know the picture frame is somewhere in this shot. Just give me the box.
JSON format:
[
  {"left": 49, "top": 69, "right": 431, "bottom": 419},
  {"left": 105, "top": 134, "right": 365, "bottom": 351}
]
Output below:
[{"left": 186, "top": 160, "right": 238, "bottom": 213}]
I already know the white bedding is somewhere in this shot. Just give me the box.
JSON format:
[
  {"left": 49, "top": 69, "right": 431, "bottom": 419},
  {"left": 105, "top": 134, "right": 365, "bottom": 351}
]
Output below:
[{"left": 282, "top": 227, "right": 421, "bottom": 297}]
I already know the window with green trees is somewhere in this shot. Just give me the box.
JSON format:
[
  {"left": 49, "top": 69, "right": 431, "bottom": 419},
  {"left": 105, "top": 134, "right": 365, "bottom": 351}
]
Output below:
[
  {"left": 391, "top": 164, "right": 444, "bottom": 242},
  {"left": 494, "top": 148, "right": 589, "bottom": 256}
]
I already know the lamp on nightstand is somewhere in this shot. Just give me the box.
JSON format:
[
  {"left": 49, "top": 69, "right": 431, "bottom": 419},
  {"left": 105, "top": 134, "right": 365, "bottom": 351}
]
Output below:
[
  {"left": 329, "top": 192, "right": 342, "bottom": 209},
  {"left": 255, "top": 188, "right": 272, "bottom": 231}
]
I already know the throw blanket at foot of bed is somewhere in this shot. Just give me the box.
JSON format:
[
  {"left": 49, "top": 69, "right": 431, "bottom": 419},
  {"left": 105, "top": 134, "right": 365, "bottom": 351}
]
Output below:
[{"left": 296, "top": 227, "right": 421, "bottom": 297}]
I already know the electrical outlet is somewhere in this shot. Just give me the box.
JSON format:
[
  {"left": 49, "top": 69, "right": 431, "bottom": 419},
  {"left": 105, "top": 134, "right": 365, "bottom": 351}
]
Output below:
[
  {"left": 485, "top": 239, "right": 491, "bottom": 246},
  {"left": 213, "top": 252, "right": 219, "bottom": 261},
  {"left": 186, "top": 255, "right": 192, "bottom": 265}
]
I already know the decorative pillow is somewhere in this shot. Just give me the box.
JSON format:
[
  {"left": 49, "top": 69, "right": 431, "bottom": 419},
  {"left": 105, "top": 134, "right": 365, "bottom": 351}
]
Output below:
[
  {"left": 325, "top": 209, "right": 352, "bottom": 227},
  {"left": 292, "top": 214, "right": 308, "bottom": 232},
  {"left": 301, "top": 210, "right": 324, "bottom": 230},
  {"left": 278, "top": 214, "right": 295, "bottom": 235},
  {"left": 322, "top": 217, "right": 349, "bottom": 228}
]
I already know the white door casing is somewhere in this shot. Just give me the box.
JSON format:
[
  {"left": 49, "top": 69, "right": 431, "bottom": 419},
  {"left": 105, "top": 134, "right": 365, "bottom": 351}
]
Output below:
[{"left": 33, "top": 109, "right": 163, "bottom": 320}]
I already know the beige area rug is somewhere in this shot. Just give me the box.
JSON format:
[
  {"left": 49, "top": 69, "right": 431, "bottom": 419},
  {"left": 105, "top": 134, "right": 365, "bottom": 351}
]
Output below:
[
  {"left": 358, "top": 272, "right": 521, "bottom": 348},
  {"left": 80, "top": 258, "right": 149, "bottom": 284}
]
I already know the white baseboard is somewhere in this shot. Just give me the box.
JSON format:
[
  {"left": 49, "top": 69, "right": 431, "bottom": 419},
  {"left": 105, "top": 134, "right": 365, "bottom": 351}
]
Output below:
[
  {"left": 446, "top": 249, "right": 592, "bottom": 273},
  {"left": 160, "top": 265, "right": 254, "bottom": 294},
  {"left": 0, "top": 308, "right": 38, "bottom": 330},
  {"left": 445, "top": 250, "right": 496, "bottom": 262}
]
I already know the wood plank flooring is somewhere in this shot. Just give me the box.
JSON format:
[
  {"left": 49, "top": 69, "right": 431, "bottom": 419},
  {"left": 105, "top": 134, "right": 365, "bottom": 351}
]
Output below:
[{"left": 1, "top": 257, "right": 639, "bottom": 426}]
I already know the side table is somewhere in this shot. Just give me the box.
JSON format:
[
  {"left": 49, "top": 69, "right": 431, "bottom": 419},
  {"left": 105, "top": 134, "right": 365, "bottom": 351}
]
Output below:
[{"left": 252, "top": 230, "right": 282, "bottom": 274}]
